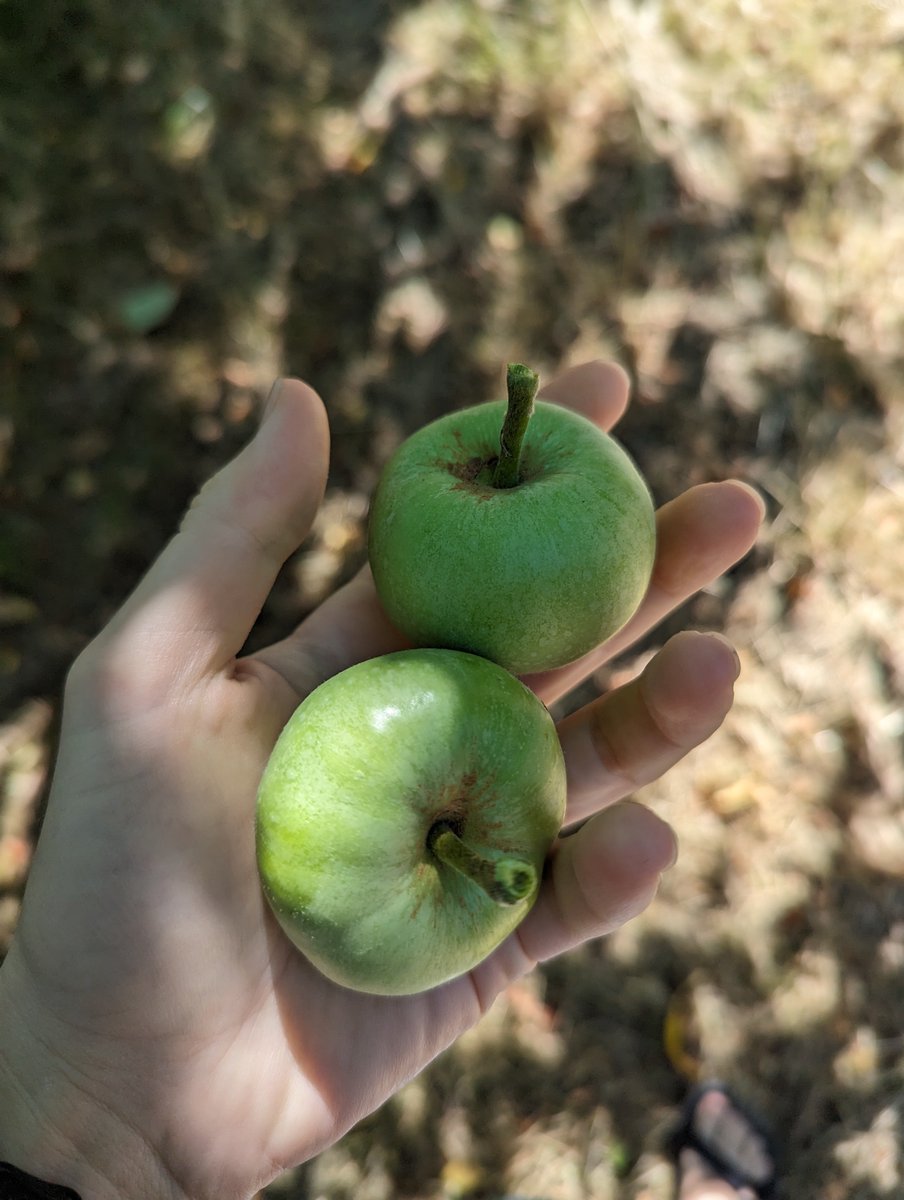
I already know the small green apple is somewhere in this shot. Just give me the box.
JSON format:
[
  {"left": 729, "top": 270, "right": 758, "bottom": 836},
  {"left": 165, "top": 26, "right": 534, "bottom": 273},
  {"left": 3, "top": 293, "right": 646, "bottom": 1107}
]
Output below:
[
  {"left": 368, "top": 364, "right": 656, "bottom": 675},
  {"left": 255, "top": 648, "right": 566, "bottom": 995}
]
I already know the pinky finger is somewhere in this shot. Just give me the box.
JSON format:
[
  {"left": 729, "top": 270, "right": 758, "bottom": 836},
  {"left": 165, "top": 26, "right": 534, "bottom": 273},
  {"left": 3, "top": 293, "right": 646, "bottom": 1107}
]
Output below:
[{"left": 469, "top": 801, "right": 676, "bottom": 1004}]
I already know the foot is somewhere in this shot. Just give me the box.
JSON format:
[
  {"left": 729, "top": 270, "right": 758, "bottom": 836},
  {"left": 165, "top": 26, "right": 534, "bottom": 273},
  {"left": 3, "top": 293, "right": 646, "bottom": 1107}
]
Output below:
[{"left": 676, "top": 1086, "right": 775, "bottom": 1200}]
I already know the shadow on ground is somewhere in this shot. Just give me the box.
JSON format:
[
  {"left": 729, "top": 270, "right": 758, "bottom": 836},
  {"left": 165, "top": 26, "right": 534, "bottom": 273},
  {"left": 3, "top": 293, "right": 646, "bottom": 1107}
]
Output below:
[{"left": 2, "top": 3, "right": 901, "bottom": 1199}]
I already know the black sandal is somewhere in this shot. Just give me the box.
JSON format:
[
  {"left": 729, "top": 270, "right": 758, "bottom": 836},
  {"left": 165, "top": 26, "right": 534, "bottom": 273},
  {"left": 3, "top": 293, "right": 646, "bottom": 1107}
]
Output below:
[{"left": 668, "top": 1081, "right": 778, "bottom": 1199}]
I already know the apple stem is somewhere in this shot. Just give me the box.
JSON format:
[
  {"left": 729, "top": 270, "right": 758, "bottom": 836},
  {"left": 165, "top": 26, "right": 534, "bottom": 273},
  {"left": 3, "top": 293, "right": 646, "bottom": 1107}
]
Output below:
[
  {"left": 428, "top": 821, "right": 537, "bottom": 906},
  {"left": 491, "top": 363, "right": 540, "bottom": 489}
]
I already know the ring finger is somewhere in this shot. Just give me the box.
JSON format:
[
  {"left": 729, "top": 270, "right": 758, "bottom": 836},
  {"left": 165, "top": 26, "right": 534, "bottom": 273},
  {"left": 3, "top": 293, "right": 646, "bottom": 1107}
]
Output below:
[{"left": 557, "top": 629, "right": 740, "bottom": 826}]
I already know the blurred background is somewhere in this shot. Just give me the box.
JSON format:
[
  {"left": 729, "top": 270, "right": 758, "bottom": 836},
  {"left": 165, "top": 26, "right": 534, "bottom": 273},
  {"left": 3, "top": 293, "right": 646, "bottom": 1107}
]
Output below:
[{"left": 1, "top": 0, "right": 903, "bottom": 1196}]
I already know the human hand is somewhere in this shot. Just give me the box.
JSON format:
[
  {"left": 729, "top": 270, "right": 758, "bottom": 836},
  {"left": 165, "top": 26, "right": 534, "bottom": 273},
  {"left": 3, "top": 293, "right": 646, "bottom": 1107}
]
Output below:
[{"left": 0, "top": 363, "right": 763, "bottom": 1200}]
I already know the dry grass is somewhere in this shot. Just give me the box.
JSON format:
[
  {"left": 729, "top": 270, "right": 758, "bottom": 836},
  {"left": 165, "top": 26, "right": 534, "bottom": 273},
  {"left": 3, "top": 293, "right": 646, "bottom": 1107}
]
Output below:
[{"left": 2, "top": 1, "right": 902, "bottom": 1196}]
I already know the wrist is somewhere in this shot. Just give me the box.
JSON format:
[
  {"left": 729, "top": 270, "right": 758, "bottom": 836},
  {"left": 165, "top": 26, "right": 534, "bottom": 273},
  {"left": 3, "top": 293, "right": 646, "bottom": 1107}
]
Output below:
[{"left": 0, "top": 950, "right": 186, "bottom": 1200}]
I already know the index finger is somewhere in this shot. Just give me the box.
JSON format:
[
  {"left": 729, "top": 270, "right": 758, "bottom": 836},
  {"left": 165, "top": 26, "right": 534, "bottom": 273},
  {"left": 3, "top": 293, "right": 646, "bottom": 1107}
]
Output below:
[{"left": 539, "top": 359, "right": 631, "bottom": 428}]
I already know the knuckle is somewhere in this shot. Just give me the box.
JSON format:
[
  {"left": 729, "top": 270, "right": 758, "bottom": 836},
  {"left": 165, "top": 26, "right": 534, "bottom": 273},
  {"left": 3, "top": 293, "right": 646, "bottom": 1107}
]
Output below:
[
  {"left": 589, "top": 705, "right": 640, "bottom": 789},
  {"left": 64, "top": 641, "right": 98, "bottom": 696},
  {"left": 645, "top": 699, "right": 693, "bottom": 751},
  {"left": 64, "top": 627, "right": 179, "bottom": 716}
]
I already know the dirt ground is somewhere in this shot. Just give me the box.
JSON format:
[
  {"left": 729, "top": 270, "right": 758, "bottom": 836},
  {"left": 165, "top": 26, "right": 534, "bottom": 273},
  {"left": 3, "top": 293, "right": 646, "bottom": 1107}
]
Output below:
[{"left": 2, "top": 2, "right": 903, "bottom": 1197}]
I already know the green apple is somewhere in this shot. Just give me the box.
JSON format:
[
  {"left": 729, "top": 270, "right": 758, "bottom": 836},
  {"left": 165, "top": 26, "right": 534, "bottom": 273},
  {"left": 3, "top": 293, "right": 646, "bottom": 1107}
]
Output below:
[
  {"left": 255, "top": 648, "right": 566, "bottom": 995},
  {"left": 368, "top": 364, "right": 656, "bottom": 675}
]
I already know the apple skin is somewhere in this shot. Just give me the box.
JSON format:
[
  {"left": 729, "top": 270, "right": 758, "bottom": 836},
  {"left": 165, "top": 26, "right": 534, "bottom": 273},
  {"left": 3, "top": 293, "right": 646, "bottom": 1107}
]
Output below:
[
  {"left": 368, "top": 398, "right": 656, "bottom": 675},
  {"left": 255, "top": 649, "right": 566, "bottom": 995}
]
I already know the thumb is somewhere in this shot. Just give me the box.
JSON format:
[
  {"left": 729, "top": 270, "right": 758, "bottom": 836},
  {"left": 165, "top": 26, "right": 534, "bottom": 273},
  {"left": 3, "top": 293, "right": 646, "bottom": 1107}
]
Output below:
[{"left": 89, "top": 379, "right": 330, "bottom": 692}]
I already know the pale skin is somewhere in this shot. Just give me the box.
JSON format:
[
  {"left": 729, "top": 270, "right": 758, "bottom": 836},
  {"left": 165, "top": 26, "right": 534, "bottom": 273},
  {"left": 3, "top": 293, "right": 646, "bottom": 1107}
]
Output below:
[
  {"left": 0, "top": 362, "right": 764, "bottom": 1200},
  {"left": 678, "top": 1089, "right": 773, "bottom": 1200}
]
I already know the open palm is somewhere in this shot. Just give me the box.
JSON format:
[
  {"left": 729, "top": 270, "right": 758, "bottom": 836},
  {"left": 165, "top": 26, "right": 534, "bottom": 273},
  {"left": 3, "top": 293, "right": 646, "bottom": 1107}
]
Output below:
[{"left": 0, "top": 363, "right": 763, "bottom": 1200}]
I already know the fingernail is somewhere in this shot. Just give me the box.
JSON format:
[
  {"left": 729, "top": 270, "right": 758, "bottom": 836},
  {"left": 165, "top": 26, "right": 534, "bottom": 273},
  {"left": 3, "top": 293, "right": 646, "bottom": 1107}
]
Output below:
[
  {"left": 642, "top": 808, "right": 679, "bottom": 872},
  {"left": 663, "top": 826, "right": 679, "bottom": 871},
  {"left": 707, "top": 632, "right": 741, "bottom": 682},
  {"left": 727, "top": 478, "right": 768, "bottom": 522},
  {"left": 260, "top": 378, "right": 285, "bottom": 425},
  {"left": 608, "top": 801, "right": 678, "bottom": 877}
]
